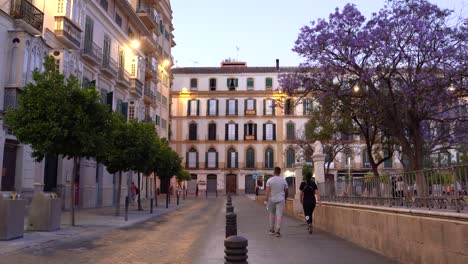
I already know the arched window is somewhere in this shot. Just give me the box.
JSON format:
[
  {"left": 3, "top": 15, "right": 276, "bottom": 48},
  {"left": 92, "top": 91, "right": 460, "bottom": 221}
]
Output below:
[
  {"left": 206, "top": 148, "right": 218, "bottom": 168},
  {"left": 189, "top": 123, "right": 197, "bottom": 140},
  {"left": 286, "top": 122, "right": 295, "bottom": 140},
  {"left": 286, "top": 148, "right": 295, "bottom": 168},
  {"left": 186, "top": 147, "right": 198, "bottom": 168},
  {"left": 246, "top": 148, "right": 255, "bottom": 168},
  {"left": 227, "top": 148, "right": 238, "bottom": 168},
  {"left": 265, "top": 147, "right": 274, "bottom": 168}
]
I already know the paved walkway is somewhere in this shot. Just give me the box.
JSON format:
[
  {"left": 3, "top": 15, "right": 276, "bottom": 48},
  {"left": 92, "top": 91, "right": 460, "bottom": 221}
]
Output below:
[
  {"left": 196, "top": 195, "right": 399, "bottom": 264},
  {"left": 0, "top": 195, "right": 182, "bottom": 255}
]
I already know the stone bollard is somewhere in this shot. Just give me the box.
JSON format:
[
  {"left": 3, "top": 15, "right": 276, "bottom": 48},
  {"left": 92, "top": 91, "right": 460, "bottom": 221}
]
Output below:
[
  {"left": 124, "top": 196, "right": 129, "bottom": 221},
  {"left": 227, "top": 205, "right": 234, "bottom": 213},
  {"left": 225, "top": 212, "right": 237, "bottom": 238},
  {"left": 224, "top": 235, "right": 248, "bottom": 264},
  {"left": 150, "top": 198, "right": 154, "bottom": 214}
]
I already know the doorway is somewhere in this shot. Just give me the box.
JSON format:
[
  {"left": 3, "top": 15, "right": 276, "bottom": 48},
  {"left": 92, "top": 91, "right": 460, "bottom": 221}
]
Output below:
[
  {"left": 244, "top": 174, "right": 255, "bottom": 194},
  {"left": 207, "top": 174, "right": 217, "bottom": 194},
  {"left": 1, "top": 141, "right": 17, "bottom": 191},
  {"left": 226, "top": 174, "right": 237, "bottom": 194},
  {"left": 44, "top": 155, "right": 58, "bottom": 192}
]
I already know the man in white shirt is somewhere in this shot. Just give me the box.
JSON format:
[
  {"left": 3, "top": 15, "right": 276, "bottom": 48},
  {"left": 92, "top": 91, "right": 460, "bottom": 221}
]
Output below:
[{"left": 265, "top": 167, "right": 288, "bottom": 237}]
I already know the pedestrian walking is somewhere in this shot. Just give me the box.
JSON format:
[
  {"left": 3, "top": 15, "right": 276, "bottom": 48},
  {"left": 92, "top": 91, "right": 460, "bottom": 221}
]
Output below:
[
  {"left": 130, "top": 182, "right": 138, "bottom": 206},
  {"left": 265, "top": 167, "right": 288, "bottom": 237},
  {"left": 300, "top": 172, "right": 321, "bottom": 234}
]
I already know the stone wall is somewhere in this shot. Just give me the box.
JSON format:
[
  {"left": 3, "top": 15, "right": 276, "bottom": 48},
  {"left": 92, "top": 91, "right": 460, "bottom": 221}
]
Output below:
[{"left": 256, "top": 196, "right": 468, "bottom": 264}]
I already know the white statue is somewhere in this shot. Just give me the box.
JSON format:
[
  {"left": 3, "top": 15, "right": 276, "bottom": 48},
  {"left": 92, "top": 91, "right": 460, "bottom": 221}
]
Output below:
[{"left": 313, "top": 140, "right": 323, "bottom": 155}]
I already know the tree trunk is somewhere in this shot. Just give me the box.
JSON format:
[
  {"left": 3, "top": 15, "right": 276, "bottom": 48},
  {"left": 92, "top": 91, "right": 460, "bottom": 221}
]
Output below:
[
  {"left": 115, "top": 171, "right": 122, "bottom": 216},
  {"left": 154, "top": 174, "right": 158, "bottom": 207},
  {"left": 137, "top": 172, "right": 142, "bottom": 210},
  {"left": 70, "top": 157, "right": 79, "bottom": 226},
  {"left": 166, "top": 179, "right": 170, "bottom": 209}
]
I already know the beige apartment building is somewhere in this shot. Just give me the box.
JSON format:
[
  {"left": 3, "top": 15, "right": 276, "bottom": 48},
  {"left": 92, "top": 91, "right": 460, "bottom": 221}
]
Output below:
[
  {"left": 0, "top": 0, "right": 174, "bottom": 208},
  {"left": 171, "top": 60, "right": 403, "bottom": 195}
]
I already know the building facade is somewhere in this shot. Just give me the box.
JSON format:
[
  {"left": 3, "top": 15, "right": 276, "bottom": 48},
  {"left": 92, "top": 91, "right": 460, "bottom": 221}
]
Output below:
[
  {"left": 171, "top": 61, "right": 403, "bottom": 195},
  {"left": 0, "top": 0, "right": 175, "bottom": 208}
]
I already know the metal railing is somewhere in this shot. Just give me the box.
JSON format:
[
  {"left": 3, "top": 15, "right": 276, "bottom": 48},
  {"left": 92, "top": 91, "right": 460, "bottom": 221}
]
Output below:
[
  {"left": 318, "top": 164, "right": 468, "bottom": 212},
  {"left": 10, "top": 0, "right": 44, "bottom": 32},
  {"left": 101, "top": 56, "right": 118, "bottom": 76},
  {"left": 54, "top": 16, "right": 81, "bottom": 48},
  {"left": 81, "top": 41, "right": 103, "bottom": 65}
]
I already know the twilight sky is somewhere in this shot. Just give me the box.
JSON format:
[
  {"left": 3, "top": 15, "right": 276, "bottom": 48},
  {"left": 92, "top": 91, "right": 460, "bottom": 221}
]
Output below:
[{"left": 171, "top": 0, "right": 466, "bottom": 68}]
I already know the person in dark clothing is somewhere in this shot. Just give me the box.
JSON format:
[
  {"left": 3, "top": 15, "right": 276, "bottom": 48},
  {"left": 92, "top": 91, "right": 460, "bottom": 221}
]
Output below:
[{"left": 300, "top": 172, "right": 321, "bottom": 234}]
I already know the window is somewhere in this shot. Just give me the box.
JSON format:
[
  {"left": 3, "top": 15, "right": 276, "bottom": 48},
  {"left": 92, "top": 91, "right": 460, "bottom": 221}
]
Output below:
[
  {"left": 156, "top": 91, "right": 161, "bottom": 102},
  {"left": 187, "top": 99, "right": 199, "bottom": 116},
  {"left": 207, "top": 99, "right": 218, "bottom": 116},
  {"left": 284, "top": 99, "right": 294, "bottom": 115},
  {"left": 303, "top": 99, "right": 313, "bottom": 115},
  {"left": 209, "top": 78, "right": 217, "bottom": 91},
  {"left": 362, "top": 149, "right": 371, "bottom": 168},
  {"left": 246, "top": 148, "right": 255, "bottom": 168},
  {"left": 247, "top": 78, "right": 254, "bottom": 90},
  {"left": 344, "top": 149, "right": 352, "bottom": 167},
  {"left": 189, "top": 123, "right": 197, "bottom": 140},
  {"left": 162, "top": 96, "right": 167, "bottom": 107},
  {"left": 225, "top": 123, "right": 238, "bottom": 140},
  {"left": 244, "top": 123, "right": 257, "bottom": 140},
  {"left": 103, "top": 35, "right": 111, "bottom": 64},
  {"left": 227, "top": 78, "right": 238, "bottom": 90},
  {"left": 384, "top": 150, "right": 393, "bottom": 168},
  {"left": 265, "top": 77, "right": 273, "bottom": 88},
  {"left": 190, "top": 78, "right": 197, "bottom": 90},
  {"left": 161, "top": 118, "right": 167, "bottom": 129},
  {"left": 206, "top": 148, "right": 218, "bottom": 168},
  {"left": 155, "top": 115, "right": 160, "bottom": 126},
  {"left": 115, "top": 13, "right": 122, "bottom": 28},
  {"left": 84, "top": 16, "right": 94, "bottom": 52},
  {"left": 286, "top": 148, "right": 295, "bottom": 168},
  {"left": 100, "top": 0, "right": 108, "bottom": 11},
  {"left": 264, "top": 99, "right": 275, "bottom": 115},
  {"left": 128, "top": 105, "right": 135, "bottom": 120},
  {"left": 263, "top": 123, "right": 276, "bottom": 141},
  {"left": 186, "top": 148, "right": 198, "bottom": 168},
  {"left": 265, "top": 148, "right": 274, "bottom": 168},
  {"left": 226, "top": 99, "right": 238, "bottom": 115},
  {"left": 227, "top": 148, "right": 238, "bottom": 168},
  {"left": 208, "top": 123, "right": 216, "bottom": 140},
  {"left": 286, "top": 123, "right": 295, "bottom": 140},
  {"left": 244, "top": 99, "right": 256, "bottom": 115}
]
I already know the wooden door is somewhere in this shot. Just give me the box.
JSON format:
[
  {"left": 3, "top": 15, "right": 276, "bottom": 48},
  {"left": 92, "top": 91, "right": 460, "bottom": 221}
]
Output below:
[
  {"left": 244, "top": 175, "right": 255, "bottom": 194},
  {"left": 1, "top": 142, "right": 17, "bottom": 191},
  {"left": 226, "top": 174, "right": 237, "bottom": 194}
]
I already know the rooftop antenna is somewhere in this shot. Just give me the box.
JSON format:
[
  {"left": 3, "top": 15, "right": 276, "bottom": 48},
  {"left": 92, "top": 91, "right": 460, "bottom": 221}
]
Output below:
[{"left": 236, "top": 46, "right": 239, "bottom": 61}]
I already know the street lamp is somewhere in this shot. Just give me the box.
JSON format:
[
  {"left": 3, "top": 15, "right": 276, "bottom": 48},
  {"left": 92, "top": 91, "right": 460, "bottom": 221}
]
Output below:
[
  {"left": 162, "top": 59, "right": 170, "bottom": 67},
  {"left": 131, "top": 40, "right": 140, "bottom": 49},
  {"left": 353, "top": 84, "right": 360, "bottom": 93}
]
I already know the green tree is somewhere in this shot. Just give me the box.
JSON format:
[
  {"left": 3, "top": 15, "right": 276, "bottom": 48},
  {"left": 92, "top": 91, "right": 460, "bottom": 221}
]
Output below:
[
  {"left": 5, "top": 56, "right": 113, "bottom": 226},
  {"left": 158, "top": 139, "right": 183, "bottom": 208}
]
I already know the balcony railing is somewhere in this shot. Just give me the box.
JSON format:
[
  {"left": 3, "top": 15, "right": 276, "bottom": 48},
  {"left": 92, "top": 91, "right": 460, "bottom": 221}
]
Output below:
[
  {"left": 118, "top": 68, "right": 131, "bottom": 87},
  {"left": 145, "top": 59, "right": 157, "bottom": 78},
  {"left": 55, "top": 16, "right": 82, "bottom": 49},
  {"left": 130, "top": 78, "right": 143, "bottom": 97},
  {"left": 136, "top": 5, "right": 159, "bottom": 29},
  {"left": 81, "top": 41, "right": 102, "bottom": 65},
  {"left": 101, "top": 56, "right": 118, "bottom": 77},
  {"left": 10, "top": 0, "right": 44, "bottom": 34},
  {"left": 144, "top": 87, "right": 156, "bottom": 103}
]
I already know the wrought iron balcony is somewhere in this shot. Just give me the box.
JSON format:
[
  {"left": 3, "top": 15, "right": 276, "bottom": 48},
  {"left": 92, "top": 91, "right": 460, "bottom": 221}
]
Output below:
[
  {"left": 117, "top": 68, "right": 131, "bottom": 88},
  {"left": 81, "top": 41, "right": 102, "bottom": 65},
  {"left": 54, "top": 16, "right": 82, "bottom": 49},
  {"left": 145, "top": 58, "right": 157, "bottom": 78},
  {"left": 130, "top": 78, "right": 143, "bottom": 97},
  {"left": 101, "top": 56, "right": 118, "bottom": 77},
  {"left": 144, "top": 87, "right": 156, "bottom": 104},
  {"left": 10, "top": 0, "right": 44, "bottom": 35},
  {"left": 136, "top": 5, "right": 159, "bottom": 31}
]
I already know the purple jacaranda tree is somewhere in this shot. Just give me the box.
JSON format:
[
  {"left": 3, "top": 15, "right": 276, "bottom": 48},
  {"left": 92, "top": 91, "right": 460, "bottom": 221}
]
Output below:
[{"left": 280, "top": 0, "right": 467, "bottom": 181}]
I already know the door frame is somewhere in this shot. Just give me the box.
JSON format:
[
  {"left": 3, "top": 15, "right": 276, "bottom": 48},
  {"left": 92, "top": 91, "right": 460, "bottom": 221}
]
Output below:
[{"left": 225, "top": 173, "right": 237, "bottom": 194}]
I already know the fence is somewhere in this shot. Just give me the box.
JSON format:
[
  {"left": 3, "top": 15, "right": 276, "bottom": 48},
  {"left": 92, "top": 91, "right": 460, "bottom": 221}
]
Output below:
[{"left": 318, "top": 164, "right": 467, "bottom": 212}]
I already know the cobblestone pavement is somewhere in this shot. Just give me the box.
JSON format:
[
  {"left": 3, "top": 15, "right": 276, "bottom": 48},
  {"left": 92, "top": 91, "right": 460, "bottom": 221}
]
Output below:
[
  {"left": 0, "top": 196, "right": 399, "bottom": 264},
  {"left": 0, "top": 197, "right": 222, "bottom": 264}
]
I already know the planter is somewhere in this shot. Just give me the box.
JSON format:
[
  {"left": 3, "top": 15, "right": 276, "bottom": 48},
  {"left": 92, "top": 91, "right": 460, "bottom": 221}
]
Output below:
[
  {"left": 0, "top": 192, "right": 26, "bottom": 240},
  {"left": 27, "top": 192, "right": 62, "bottom": 231}
]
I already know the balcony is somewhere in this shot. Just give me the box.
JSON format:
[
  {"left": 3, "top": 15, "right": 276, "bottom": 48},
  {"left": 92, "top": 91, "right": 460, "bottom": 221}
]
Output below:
[
  {"left": 81, "top": 41, "right": 102, "bottom": 66},
  {"left": 139, "top": 36, "right": 157, "bottom": 53},
  {"left": 101, "top": 56, "right": 118, "bottom": 77},
  {"left": 145, "top": 58, "right": 158, "bottom": 79},
  {"left": 136, "top": 6, "right": 159, "bottom": 30},
  {"left": 143, "top": 87, "right": 156, "bottom": 104},
  {"left": 10, "top": 0, "right": 44, "bottom": 35},
  {"left": 54, "top": 16, "right": 82, "bottom": 49},
  {"left": 130, "top": 78, "right": 143, "bottom": 97},
  {"left": 117, "top": 68, "right": 131, "bottom": 88}
]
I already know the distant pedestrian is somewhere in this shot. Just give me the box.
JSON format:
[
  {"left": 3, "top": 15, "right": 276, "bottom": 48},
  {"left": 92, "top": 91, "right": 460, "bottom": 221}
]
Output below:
[
  {"left": 131, "top": 182, "right": 138, "bottom": 206},
  {"left": 300, "top": 172, "right": 320, "bottom": 234},
  {"left": 265, "top": 167, "right": 288, "bottom": 237}
]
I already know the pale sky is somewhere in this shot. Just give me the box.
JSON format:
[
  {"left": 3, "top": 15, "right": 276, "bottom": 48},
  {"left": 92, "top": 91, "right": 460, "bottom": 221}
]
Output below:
[{"left": 171, "top": 0, "right": 466, "bottom": 68}]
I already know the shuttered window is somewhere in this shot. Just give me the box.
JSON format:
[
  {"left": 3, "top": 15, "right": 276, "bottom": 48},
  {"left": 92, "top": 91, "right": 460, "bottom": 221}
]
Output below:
[
  {"left": 286, "top": 148, "right": 295, "bottom": 168},
  {"left": 265, "top": 77, "right": 273, "bottom": 88},
  {"left": 265, "top": 148, "right": 274, "bottom": 168},
  {"left": 246, "top": 148, "right": 255, "bottom": 168}
]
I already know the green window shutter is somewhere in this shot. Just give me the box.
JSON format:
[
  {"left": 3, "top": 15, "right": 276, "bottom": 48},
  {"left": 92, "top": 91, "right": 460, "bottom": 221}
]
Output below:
[
  {"left": 197, "top": 100, "right": 200, "bottom": 116},
  {"left": 196, "top": 152, "right": 199, "bottom": 168},
  {"left": 266, "top": 78, "right": 272, "bottom": 87},
  {"left": 235, "top": 152, "right": 238, "bottom": 168},
  {"left": 187, "top": 100, "right": 191, "bottom": 115},
  {"left": 244, "top": 99, "right": 247, "bottom": 114},
  {"left": 226, "top": 78, "right": 230, "bottom": 87},
  {"left": 186, "top": 152, "right": 189, "bottom": 168},
  {"left": 106, "top": 91, "right": 113, "bottom": 110},
  {"left": 235, "top": 78, "right": 238, "bottom": 87},
  {"left": 122, "top": 102, "right": 128, "bottom": 122},
  {"left": 205, "top": 152, "right": 208, "bottom": 168},
  {"left": 235, "top": 99, "right": 238, "bottom": 115},
  {"left": 254, "top": 99, "right": 257, "bottom": 112},
  {"left": 85, "top": 16, "right": 94, "bottom": 50},
  {"left": 303, "top": 99, "right": 306, "bottom": 115},
  {"left": 263, "top": 99, "right": 266, "bottom": 115},
  {"left": 216, "top": 100, "right": 219, "bottom": 115},
  {"left": 207, "top": 100, "right": 210, "bottom": 115},
  {"left": 215, "top": 152, "right": 218, "bottom": 168}
]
